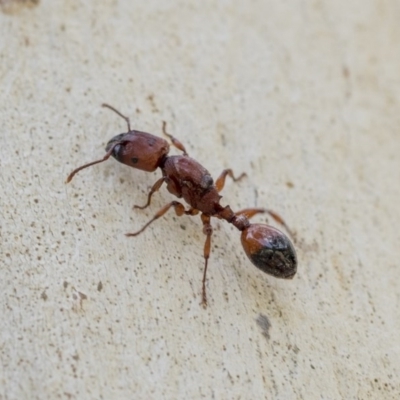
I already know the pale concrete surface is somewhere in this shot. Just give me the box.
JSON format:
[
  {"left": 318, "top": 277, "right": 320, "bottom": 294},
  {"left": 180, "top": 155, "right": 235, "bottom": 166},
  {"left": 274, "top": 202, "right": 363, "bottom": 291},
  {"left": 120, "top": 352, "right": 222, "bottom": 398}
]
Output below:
[{"left": 1, "top": 1, "right": 400, "bottom": 399}]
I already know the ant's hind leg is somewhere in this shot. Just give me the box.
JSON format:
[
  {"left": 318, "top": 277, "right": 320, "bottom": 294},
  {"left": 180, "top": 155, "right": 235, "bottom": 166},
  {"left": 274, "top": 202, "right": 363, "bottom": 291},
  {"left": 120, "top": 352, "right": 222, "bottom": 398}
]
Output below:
[
  {"left": 162, "top": 121, "right": 188, "bottom": 155},
  {"left": 236, "top": 208, "right": 294, "bottom": 238},
  {"left": 126, "top": 201, "right": 187, "bottom": 237},
  {"left": 200, "top": 214, "right": 213, "bottom": 308},
  {"left": 215, "top": 169, "right": 247, "bottom": 192},
  {"left": 133, "top": 177, "right": 165, "bottom": 210}
]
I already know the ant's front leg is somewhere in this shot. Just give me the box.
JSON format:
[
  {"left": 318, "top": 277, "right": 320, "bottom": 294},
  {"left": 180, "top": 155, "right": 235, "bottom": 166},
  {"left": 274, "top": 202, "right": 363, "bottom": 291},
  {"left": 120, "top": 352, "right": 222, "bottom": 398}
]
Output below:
[
  {"left": 200, "top": 214, "right": 213, "bottom": 308},
  {"left": 133, "top": 177, "right": 165, "bottom": 210},
  {"left": 215, "top": 169, "right": 247, "bottom": 192}
]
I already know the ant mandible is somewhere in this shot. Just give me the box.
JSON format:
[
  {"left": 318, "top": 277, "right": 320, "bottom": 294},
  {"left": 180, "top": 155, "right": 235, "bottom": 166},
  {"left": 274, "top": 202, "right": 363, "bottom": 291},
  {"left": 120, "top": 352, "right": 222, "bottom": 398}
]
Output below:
[{"left": 66, "top": 104, "right": 297, "bottom": 307}]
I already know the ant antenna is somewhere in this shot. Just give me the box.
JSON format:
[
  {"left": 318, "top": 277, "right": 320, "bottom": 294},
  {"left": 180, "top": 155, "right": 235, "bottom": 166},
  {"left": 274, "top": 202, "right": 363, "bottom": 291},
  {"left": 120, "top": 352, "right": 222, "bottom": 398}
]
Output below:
[
  {"left": 102, "top": 103, "right": 131, "bottom": 132},
  {"left": 66, "top": 141, "right": 123, "bottom": 183}
]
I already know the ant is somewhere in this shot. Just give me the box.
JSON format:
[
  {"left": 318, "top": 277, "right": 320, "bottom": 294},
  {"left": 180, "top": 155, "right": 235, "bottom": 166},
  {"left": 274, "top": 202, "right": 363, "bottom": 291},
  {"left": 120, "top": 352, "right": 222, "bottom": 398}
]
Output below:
[{"left": 66, "top": 104, "right": 297, "bottom": 307}]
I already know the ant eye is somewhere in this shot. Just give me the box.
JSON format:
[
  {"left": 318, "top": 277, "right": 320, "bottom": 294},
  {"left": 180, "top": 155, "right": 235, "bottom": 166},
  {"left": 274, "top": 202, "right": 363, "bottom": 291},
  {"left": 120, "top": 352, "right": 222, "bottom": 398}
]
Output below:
[
  {"left": 105, "top": 133, "right": 125, "bottom": 152},
  {"left": 241, "top": 224, "right": 297, "bottom": 279},
  {"left": 112, "top": 144, "right": 122, "bottom": 160}
]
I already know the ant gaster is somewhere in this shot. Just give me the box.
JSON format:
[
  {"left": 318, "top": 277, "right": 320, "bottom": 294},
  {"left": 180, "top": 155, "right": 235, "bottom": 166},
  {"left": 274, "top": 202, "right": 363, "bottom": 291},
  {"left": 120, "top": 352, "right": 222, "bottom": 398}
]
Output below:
[{"left": 66, "top": 104, "right": 297, "bottom": 307}]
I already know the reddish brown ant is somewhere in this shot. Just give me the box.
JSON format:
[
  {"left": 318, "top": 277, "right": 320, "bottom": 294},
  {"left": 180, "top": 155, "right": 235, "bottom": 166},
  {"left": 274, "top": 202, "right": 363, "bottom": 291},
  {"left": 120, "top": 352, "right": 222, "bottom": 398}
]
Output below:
[{"left": 66, "top": 104, "right": 297, "bottom": 307}]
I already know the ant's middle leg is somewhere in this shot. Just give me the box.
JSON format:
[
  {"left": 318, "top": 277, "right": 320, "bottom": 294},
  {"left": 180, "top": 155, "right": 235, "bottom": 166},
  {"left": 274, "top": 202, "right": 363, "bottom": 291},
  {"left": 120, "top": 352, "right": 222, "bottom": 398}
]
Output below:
[
  {"left": 126, "top": 200, "right": 190, "bottom": 237},
  {"left": 162, "top": 121, "right": 188, "bottom": 155},
  {"left": 200, "top": 214, "right": 213, "bottom": 308},
  {"left": 133, "top": 177, "right": 165, "bottom": 210},
  {"left": 215, "top": 169, "right": 247, "bottom": 192},
  {"left": 236, "top": 208, "right": 294, "bottom": 238}
]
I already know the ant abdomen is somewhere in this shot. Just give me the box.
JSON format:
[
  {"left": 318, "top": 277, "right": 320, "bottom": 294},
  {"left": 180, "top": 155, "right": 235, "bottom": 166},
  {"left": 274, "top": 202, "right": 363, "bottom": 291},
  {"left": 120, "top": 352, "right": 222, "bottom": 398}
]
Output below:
[{"left": 241, "top": 224, "right": 297, "bottom": 279}]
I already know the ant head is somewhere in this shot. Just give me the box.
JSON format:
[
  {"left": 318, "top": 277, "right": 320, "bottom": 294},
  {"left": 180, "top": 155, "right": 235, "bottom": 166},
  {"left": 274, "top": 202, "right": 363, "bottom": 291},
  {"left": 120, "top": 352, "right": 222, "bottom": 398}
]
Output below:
[
  {"left": 106, "top": 131, "right": 170, "bottom": 172},
  {"left": 241, "top": 223, "right": 297, "bottom": 279}
]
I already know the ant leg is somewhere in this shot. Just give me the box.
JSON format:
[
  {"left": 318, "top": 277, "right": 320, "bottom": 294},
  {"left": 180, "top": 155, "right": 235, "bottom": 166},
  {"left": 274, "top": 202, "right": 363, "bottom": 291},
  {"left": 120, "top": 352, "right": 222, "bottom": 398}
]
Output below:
[
  {"left": 162, "top": 121, "right": 188, "bottom": 155},
  {"left": 215, "top": 169, "right": 247, "bottom": 192},
  {"left": 186, "top": 208, "right": 200, "bottom": 216},
  {"left": 236, "top": 208, "right": 294, "bottom": 238},
  {"left": 125, "top": 201, "right": 187, "bottom": 237},
  {"left": 235, "top": 208, "right": 268, "bottom": 219},
  {"left": 133, "top": 177, "right": 165, "bottom": 210},
  {"left": 102, "top": 103, "right": 131, "bottom": 131},
  {"left": 200, "top": 214, "right": 213, "bottom": 308},
  {"left": 66, "top": 141, "right": 124, "bottom": 183}
]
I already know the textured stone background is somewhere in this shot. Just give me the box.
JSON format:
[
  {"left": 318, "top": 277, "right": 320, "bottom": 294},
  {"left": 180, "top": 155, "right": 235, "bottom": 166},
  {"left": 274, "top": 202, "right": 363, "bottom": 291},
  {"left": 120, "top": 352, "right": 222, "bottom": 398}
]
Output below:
[{"left": 1, "top": 1, "right": 399, "bottom": 399}]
